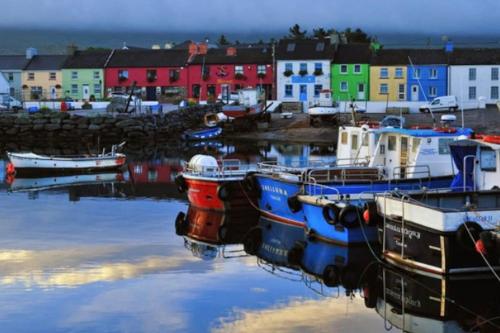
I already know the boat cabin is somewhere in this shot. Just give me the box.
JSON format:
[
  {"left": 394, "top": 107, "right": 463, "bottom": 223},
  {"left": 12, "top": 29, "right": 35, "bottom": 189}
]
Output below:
[
  {"left": 336, "top": 126, "right": 473, "bottom": 179},
  {"left": 238, "top": 88, "right": 263, "bottom": 107}
]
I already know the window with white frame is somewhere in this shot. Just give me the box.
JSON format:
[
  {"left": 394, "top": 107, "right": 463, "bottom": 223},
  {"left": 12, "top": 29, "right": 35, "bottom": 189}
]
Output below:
[
  {"left": 380, "top": 83, "right": 388, "bottom": 94},
  {"left": 398, "top": 84, "right": 405, "bottom": 100},
  {"left": 413, "top": 68, "right": 420, "bottom": 79},
  {"left": 93, "top": 71, "right": 100, "bottom": 79},
  {"left": 340, "top": 81, "right": 348, "bottom": 92},
  {"left": 314, "top": 84, "right": 322, "bottom": 97},
  {"left": 285, "top": 63, "right": 293, "bottom": 72},
  {"left": 299, "top": 63, "right": 308, "bottom": 72},
  {"left": 340, "top": 64, "right": 348, "bottom": 74},
  {"left": 354, "top": 64, "right": 361, "bottom": 73},
  {"left": 7, "top": 72, "right": 13, "bottom": 81},
  {"left": 71, "top": 71, "right": 78, "bottom": 79},
  {"left": 285, "top": 84, "right": 293, "bottom": 97},
  {"left": 428, "top": 86, "right": 437, "bottom": 97},
  {"left": 28, "top": 72, "right": 35, "bottom": 80},
  {"left": 71, "top": 84, "right": 78, "bottom": 94},
  {"left": 257, "top": 65, "right": 266, "bottom": 75},
  {"left": 492, "top": 68, "right": 499, "bottom": 81},
  {"left": 469, "top": 68, "right": 476, "bottom": 81},
  {"left": 94, "top": 83, "right": 101, "bottom": 95},
  {"left": 380, "top": 68, "right": 388, "bottom": 78},
  {"left": 395, "top": 67, "right": 403, "bottom": 78},
  {"left": 235, "top": 65, "right": 244, "bottom": 75},
  {"left": 469, "top": 86, "right": 476, "bottom": 100},
  {"left": 491, "top": 86, "right": 499, "bottom": 99},
  {"left": 430, "top": 68, "right": 438, "bottom": 79},
  {"left": 49, "top": 72, "right": 56, "bottom": 80}
]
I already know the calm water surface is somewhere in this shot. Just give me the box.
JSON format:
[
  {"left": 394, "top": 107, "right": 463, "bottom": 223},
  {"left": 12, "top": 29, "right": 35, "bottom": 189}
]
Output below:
[{"left": 0, "top": 141, "right": 498, "bottom": 333}]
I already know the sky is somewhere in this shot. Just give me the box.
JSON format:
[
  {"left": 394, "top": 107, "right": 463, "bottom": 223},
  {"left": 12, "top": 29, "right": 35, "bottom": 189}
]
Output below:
[{"left": 2, "top": 0, "right": 500, "bottom": 36}]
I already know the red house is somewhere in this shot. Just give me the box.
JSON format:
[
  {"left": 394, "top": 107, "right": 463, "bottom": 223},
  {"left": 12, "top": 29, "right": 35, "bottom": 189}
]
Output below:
[
  {"left": 187, "top": 44, "right": 274, "bottom": 101},
  {"left": 105, "top": 49, "right": 189, "bottom": 101}
]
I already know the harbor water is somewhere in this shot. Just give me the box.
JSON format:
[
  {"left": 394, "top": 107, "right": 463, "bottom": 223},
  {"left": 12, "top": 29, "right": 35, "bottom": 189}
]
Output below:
[{"left": 0, "top": 141, "right": 498, "bottom": 333}]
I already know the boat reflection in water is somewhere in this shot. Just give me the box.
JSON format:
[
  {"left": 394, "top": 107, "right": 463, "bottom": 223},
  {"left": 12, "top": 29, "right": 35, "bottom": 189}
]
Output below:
[{"left": 372, "top": 265, "right": 500, "bottom": 333}]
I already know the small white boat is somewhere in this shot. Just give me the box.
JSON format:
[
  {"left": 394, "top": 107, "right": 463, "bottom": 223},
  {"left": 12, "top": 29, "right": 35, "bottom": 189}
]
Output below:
[{"left": 7, "top": 144, "right": 126, "bottom": 173}]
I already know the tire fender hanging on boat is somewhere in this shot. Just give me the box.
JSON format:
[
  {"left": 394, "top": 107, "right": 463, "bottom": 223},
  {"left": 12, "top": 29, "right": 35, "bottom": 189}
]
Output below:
[
  {"left": 322, "top": 203, "right": 340, "bottom": 225},
  {"left": 362, "top": 201, "right": 379, "bottom": 226},
  {"left": 217, "top": 183, "right": 231, "bottom": 201},
  {"left": 287, "top": 241, "right": 306, "bottom": 266},
  {"left": 175, "top": 175, "right": 187, "bottom": 193},
  {"left": 322, "top": 265, "right": 340, "bottom": 287},
  {"left": 243, "top": 226, "right": 263, "bottom": 255},
  {"left": 243, "top": 173, "right": 261, "bottom": 198},
  {"left": 287, "top": 195, "right": 302, "bottom": 213},
  {"left": 456, "top": 222, "right": 483, "bottom": 251},
  {"left": 339, "top": 205, "right": 361, "bottom": 229},
  {"left": 175, "top": 212, "right": 188, "bottom": 236}
]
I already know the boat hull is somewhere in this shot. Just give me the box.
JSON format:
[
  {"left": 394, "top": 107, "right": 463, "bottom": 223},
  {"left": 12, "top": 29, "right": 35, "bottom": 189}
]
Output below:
[{"left": 183, "top": 127, "right": 222, "bottom": 141}]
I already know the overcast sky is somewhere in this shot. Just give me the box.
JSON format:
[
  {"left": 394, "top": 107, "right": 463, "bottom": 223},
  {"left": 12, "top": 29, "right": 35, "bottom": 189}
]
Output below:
[{"left": 2, "top": 0, "right": 499, "bottom": 36}]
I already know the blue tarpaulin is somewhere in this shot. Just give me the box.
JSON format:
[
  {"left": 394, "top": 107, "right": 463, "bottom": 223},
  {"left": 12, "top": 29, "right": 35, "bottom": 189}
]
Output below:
[{"left": 450, "top": 143, "right": 477, "bottom": 191}]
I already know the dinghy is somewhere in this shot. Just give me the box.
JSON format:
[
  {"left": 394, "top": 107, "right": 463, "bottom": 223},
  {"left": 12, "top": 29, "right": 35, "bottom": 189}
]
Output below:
[{"left": 182, "top": 126, "right": 222, "bottom": 141}]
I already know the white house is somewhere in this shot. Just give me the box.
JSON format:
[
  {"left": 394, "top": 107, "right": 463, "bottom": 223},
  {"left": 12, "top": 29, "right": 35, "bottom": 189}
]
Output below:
[
  {"left": 276, "top": 39, "right": 334, "bottom": 111},
  {"left": 448, "top": 48, "right": 500, "bottom": 106}
]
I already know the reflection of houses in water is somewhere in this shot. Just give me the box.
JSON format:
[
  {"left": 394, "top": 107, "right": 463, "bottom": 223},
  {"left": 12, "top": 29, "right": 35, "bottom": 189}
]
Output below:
[{"left": 261, "top": 143, "right": 336, "bottom": 167}]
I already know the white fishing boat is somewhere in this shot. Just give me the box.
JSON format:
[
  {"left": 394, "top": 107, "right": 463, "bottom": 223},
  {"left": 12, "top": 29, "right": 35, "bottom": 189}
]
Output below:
[{"left": 6, "top": 143, "right": 126, "bottom": 174}]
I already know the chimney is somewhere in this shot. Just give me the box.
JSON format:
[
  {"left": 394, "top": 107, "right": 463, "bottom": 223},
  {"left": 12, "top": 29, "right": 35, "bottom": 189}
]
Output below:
[
  {"left": 67, "top": 44, "right": 78, "bottom": 56},
  {"left": 26, "top": 47, "right": 38, "bottom": 60},
  {"left": 188, "top": 42, "right": 198, "bottom": 56},
  {"left": 198, "top": 42, "right": 208, "bottom": 55},
  {"left": 226, "top": 47, "right": 237, "bottom": 56}
]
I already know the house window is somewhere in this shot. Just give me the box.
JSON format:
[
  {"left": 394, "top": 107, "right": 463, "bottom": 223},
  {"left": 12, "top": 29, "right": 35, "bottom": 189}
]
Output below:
[
  {"left": 192, "top": 84, "right": 200, "bottom": 98},
  {"left": 469, "top": 68, "right": 476, "bottom": 81},
  {"left": 30, "top": 86, "right": 42, "bottom": 100},
  {"left": 340, "top": 81, "right": 348, "bottom": 92},
  {"left": 71, "top": 71, "right": 78, "bottom": 79},
  {"left": 285, "top": 84, "right": 293, "bottom": 97},
  {"left": 235, "top": 65, "right": 244, "bottom": 75},
  {"left": 430, "top": 68, "right": 438, "bottom": 79},
  {"left": 491, "top": 86, "right": 499, "bottom": 100},
  {"left": 314, "top": 84, "right": 322, "bottom": 97},
  {"left": 469, "top": 86, "right": 476, "bottom": 100},
  {"left": 49, "top": 72, "right": 56, "bottom": 80},
  {"left": 314, "top": 63, "right": 323, "bottom": 75},
  {"left": 299, "top": 63, "right": 308, "bottom": 73},
  {"left": 169, "top": 69, "right": 179, "bottom": 81},
  {"left": 413, "top": 69, "right": 420, "bottom": 79},
  {"left": 395, "top": 67, "right": 403, "bottom": 78},
  {"left": 285, "top": 63, "right": 293, "bottom": 72},
  {"left": 118, "top": 70, "right": 128, "bottom": 81},
  {"left": 380, "top": 68, "right": 388, "bottom": 78},
  {"left": 93, "top": 71, "right": 100, "bottom": 79},
  {"left": 287, "top": 43, "right": 296, "bottom": 52},
  {"left": 353, "top": 64, "right": 361, "bottom": 73},
  {"left": 207, "top": 84, "right": 216, "bottom": 96},
  {"left": 7, "top": 72, "right": 14, "bottom": 81},
  {"left": 398, "top": 84, "right": 405, "bottom": 100},
  {"left": 428, "top": 86, "right": 437, "bottom": 97},
  {"left": 388, "top": 136, "right": 396, "bottom": 151},
  {"left": 146, "top": 70, "right": 157, "bottom": 82},
  {"left": 71, "top": 84, "right": 78, "bottom": 95},
  {"left": 94, "top": 83, "right": 101, "bottom": 94},
  {"left": 351, "top": 134, "right": 359, "bottom": 150},
  {"left": 438, "top": 138, "right": 454, "bottom": 155},
  {"left": 28, "top": 72, "right": 35, "bottom": 80},
  {"left": 257, "top": 65, "right": 266, "bottom": 75},
  {"left": 492, "top": 68, "right": 499, "bottom": 81},
  {"left": 341, "top": 131, "right": 348, "bottom": 144},
  {"left": 340, "top": 65, "right": 348, "bottom": 74},
  {"left": 380, "top": 83, "right": 388, "bottom": 94}
]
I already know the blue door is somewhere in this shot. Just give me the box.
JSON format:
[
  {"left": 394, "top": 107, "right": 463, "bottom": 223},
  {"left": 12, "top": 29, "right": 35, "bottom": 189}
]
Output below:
[{"left": 299, "top": 85, "right": 307, "bottom": 101}]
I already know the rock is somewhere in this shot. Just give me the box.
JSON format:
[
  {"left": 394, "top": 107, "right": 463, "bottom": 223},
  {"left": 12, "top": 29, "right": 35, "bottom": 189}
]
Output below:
[
  {"left": 5, "top": 128, "right": 18, "bottom": 135},
  {"left": 77, "top": 123, "right": 89, "bottom": 129},
  {"left": 62, "top": 124, "right": 75, "bottom": 130},
  {"left": 44, "top": 123, "right": 61, "bottom": 131},
  {"left": 123, "top": 125, "right": 144, "bottom": 132},
  {"left": 50, "top": 117, "right": 62, "bottom": 125},
  {"left": 90, "top": 117, "right": 104, "bottom": 125},
  {"left": 88, "top": 124, "right": 101, "bottom": 131},
  {"left": 15, "top": 117, "right": 31, "bottom": 125},
  {"left": 33, "top": 118, "right": 48, "bottom": 125},
  {"left": 116, "top": 119, "right": 143, "bottom": 128},
  {"left": 33, "top": 124, "right": 45, "bottom": 131}
]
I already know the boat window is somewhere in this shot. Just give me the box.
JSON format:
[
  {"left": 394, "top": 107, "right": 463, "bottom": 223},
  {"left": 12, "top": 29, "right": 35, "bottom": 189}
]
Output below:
[
  {"left": 341, "top": 131, "right": 348, "bottom": 144},
  {"left": 351, "top": 134, "right": 358, "bottom": 150},
  {"left": 361, "top": 133, "right": 369, "bottom": 146},
  {"left": 412, "top": 138, "right": 421, "bottom": 153},
  {"left": 388, "top": 136, "right": 396, "bottom": 151},
  {"left": 480, "top": 147, "right": 497, "bottom": 171},
  {"left": 438, "top": 138, "right": 454, "bottom": 155}
]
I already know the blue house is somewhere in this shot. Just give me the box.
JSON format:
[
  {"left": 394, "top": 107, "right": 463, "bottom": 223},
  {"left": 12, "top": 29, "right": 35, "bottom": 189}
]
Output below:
[{"left": 406, "top": 49, "right": 448, "bottom": 101}]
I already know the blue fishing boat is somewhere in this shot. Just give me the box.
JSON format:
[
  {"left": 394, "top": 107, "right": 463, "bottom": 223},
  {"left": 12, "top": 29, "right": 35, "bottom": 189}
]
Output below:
[
  {"left": 182, "top": 126, "right": 222, "bottom": 141},
  {"left": 249, "top": 123, "right": 473, "bottom": 230}
]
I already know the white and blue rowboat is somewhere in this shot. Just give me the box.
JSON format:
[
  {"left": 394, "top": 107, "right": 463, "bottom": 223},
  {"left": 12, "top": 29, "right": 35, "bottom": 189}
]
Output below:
[{"left": 183, "top": 126, "right": 222, "bottom": 141}]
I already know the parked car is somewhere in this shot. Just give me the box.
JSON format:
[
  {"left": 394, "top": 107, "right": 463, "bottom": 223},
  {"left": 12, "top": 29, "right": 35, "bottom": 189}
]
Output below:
[
  {"left": 0, "top": 94, "right": 22, "bottom": 111},
  {"left": 419, "top": 96, "right": 458, "bottom": 113}
]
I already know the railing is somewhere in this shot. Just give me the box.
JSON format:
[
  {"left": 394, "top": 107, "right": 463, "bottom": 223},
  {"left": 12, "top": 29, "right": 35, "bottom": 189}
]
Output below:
[
  {"left": 305, "top": 167, "right": 382, "bottom": 185},
  {"left": 183, "top": 159, "right": 255, "bottom": 178},
  {"left": 392, "top": 164, "right": 431, "bottom": 180}
]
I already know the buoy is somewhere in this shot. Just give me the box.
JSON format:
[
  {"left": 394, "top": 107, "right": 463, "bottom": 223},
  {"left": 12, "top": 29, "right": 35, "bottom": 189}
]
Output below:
[
  {"left": 363, "top": 209, "right": 370, "bottom": 224},
  {"left": 475, "top": 239, "right": 487, "bottom": 255},
  {"left": 6, "top": 163, "right": 15, "bottom": 175}
]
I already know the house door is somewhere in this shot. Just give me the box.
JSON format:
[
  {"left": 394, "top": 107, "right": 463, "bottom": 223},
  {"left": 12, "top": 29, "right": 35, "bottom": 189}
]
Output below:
[
  {"left": 50, "top": 86, "right": 57, "bottom": 100},
  {"left": 411, "top": 85, "right": 419, "bottom": 101},
  {"left": 82, "top": 84, "right": 90, "bottom": 100},
  {"left": 146, "top": 87, "right": 157, "bottom": 101},
  {"left": 357, "top": 83, "right": 365, "bottom": 100},
  {"left": 299, "top": 85, "right": 307, "bottom": 102},
  {"left": 400, "top": 136, "right": 409, "bottom": 178},
  {"left": 221, "top": 84, "right": 230, "bottom": 102}
]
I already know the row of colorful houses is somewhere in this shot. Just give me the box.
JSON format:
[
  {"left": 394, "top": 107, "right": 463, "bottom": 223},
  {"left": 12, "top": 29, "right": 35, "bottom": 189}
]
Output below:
[{"left": 1, "top": 40, "right": 499, "bottom": 106}]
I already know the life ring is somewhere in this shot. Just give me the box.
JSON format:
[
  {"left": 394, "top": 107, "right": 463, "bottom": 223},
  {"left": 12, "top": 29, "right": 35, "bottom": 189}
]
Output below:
[
  {"left": 287, "top": 195, "right": 302, "bottom": 213},
  {"left": 175, "top": 212, "right": 188, "bottom": 236},
  {"left": 287, "top": 241, "right": 306, "bottom": 266},
  {"left": 322, "top": 203, "right": 340, "bottom": 225},
  {"left": 434, "top": 127, "right": 457, "bottom": 133},
  {"left": 362, "top": 201, "right": 379, "bottom": 226},
  {"left": 483, "top": 135, "right": 500, "bottom": 145},
  {"left": 339, "top": 205, "right": 361, "bottom": 229},
  {"left": 217, "top": 183, "right": 230, "bottom": 201},
  {"left": 243, "top": 227, "right": 263, "bottom": 255},
  {"left": 322, "top": 265, "right": 340, "bottom": 287},
  {"left": 175, "top": 175, "right": 187, "bottom": 193},
  {"left": 456, "top": 222, "right": 482, "bottom": 251}
]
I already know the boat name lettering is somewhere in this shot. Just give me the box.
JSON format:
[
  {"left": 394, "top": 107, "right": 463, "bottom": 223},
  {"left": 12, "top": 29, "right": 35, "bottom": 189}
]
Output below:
[
  {"left": 420, "top": 148, "right": 437, "bottom": 156},
  {"left": 386, "top": 223, "right": 421, "bottom": 240},
  {"left": 262, "top": 243, "right": 287, "bottom": 257},
  {"left": 262, "top": 185, "right": 289, "bottom": 196},
  {"left": 385, "top": 288, "right": 422, "bottom": 308},
  {"left": 470, "top": 215, "right": 494, "bottom": 223}
]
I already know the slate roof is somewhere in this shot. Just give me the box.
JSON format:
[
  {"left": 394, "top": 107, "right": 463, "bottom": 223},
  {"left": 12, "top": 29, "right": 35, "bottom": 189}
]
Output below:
[
  {"left": 106, "top": 49, "right": 189, "bottom": 68},
  {"left": 448, "top": 48, "right": 500, "bottom": 65},
  {"left": 191, "top": 47, "right": 272, "bottom": 65},
  {"left": 0, "top": 55, "right": 31, "bottom": 70},
  {"left": 62, "top": 50, "right": 112, "bottom": 69},
  {"left": 334, "top": 44, "right": 372, "bottom": 64},
  {"left": 24, "top": 55, "right": 68, "bottom": 71},
  {"left": 370, "top": 49, "right": 448, "bottom": 66},
  {"left": 276, "top": 38, "right": 335, "bottom": 61}
]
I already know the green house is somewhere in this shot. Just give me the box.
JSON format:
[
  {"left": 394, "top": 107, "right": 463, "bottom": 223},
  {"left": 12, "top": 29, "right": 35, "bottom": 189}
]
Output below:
[
  {"left": 62, "top": 50, "right": 112, "bottom": 100},
  {"left": 331, "top": 44, "right": 371, "bottom": 101}
]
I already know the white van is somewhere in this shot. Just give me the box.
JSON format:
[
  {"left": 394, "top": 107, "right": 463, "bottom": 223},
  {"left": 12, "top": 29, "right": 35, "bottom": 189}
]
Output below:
[
  {"left": 0, "top": 95, "right": 22, "bottom": 111},
  {"left": 419, "top": 95, "right": 458, "bottom": 113}
]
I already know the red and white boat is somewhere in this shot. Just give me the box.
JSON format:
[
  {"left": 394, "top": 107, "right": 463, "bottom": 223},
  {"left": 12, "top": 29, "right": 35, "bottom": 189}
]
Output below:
[
  {"left": 176, "top": 155, "right": 257, "bottom": 212},
  {"left": 221, "top": 88, "right": 264, "bottom": 119}
]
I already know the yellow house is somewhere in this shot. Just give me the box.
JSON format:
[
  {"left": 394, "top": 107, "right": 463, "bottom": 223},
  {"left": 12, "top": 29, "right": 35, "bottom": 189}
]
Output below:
[
  {"left": 22, "top": 55, "right": 67, "bottom": 100},
  {"left": 370, "top": 50, "right": 408, "bottom": 101}
]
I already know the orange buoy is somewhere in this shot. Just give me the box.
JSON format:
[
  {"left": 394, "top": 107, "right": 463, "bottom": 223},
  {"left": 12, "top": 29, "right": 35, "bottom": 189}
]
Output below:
[
  {"left": 475, "top": 239, "right": 487, "bottom": 255},
  {"left": 363, "top": 209, "right": 370, "bottom": 224},
  {"left": 483, "top": 135, "right": 500, "bottom": 145},
  {"left": 6, "top": 163, "right": 15, "bottom": 175}
]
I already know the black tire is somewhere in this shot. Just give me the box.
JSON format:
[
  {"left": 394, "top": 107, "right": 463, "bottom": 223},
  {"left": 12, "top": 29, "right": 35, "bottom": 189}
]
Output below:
[
  {"left": 363, "top": 283, "right": 378, "bottom": 309},
  {"left": 322, "top": 203, "right": 340, "bottom": 225},
  {"left": 217, "top": 183, "right": 230, "bottom": 201},
  {"left": 218, "top": 225, "right": 228, "bottom": 242},
  {"left": 456, "top": 222, "right": 482, "bottom": 251},
  {"left": 175, "top": 212, "right": 187, "bottom": 236},
  {"left": 243, "top": 227, "right": 262, "bottom": 255},
  {"left": 287, "top": 195, "right": 302, "bottom": 213},
  {"left": 287, "top": 241, "right": 306, "bottom": 266},
  {"left": 341, "top": 265, "right": 359, "bottom": 291},
  {"left": 339, "top": 205, "right": 361, "bottom": 229},
  {"left": 322, "top": 265, "right": 340, "bottom": 287},
  {"left": 175, "top": 175, "right": 187, "bottom": 193},
  {"left": 243, "top": 173, "right": 261, "bottom": 197}
]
